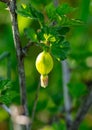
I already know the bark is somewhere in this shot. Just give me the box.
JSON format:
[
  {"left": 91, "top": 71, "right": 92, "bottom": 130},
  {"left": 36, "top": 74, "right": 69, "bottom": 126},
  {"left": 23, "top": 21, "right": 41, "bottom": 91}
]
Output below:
[
  {"left": 62, "top": 61, "right": 72, "bottom": 129},
  {"left": 30, "top": 82, "right": 40, "bottom": 130},
  {"left": 69, "top": 90, "right": 92, "bottom": 130},
  {"left": 8, "top": 0, "right": 29, "bottom": 129}
]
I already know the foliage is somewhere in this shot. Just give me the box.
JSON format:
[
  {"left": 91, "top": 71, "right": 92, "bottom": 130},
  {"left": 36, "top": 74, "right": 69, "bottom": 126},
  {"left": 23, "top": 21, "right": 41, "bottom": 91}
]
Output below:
[
  {"left": 0, "top": 79, "right": 18, "bottom": 105},
  {"left": 0, "top": 0, "right": 92, "bottom": 130},
  {"left": 17, "top": 2, "right": 83, "bottom": 61}
]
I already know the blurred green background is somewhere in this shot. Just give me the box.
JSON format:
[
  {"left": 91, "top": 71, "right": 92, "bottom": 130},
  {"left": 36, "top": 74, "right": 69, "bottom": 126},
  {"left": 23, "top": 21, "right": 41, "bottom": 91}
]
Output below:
[{"left": 0, "top": 0, "right": 92, "bottom": 130}]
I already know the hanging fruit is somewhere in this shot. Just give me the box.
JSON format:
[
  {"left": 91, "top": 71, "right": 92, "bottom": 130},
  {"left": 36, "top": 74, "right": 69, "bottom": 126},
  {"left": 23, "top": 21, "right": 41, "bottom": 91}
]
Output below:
[{"left": 35, "top": 51, "right": 53, "bottom": 88}]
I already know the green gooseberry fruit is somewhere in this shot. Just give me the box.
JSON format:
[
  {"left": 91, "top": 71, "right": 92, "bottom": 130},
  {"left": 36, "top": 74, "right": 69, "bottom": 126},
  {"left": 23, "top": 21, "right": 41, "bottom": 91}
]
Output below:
[{"left": 35, "top": 51, "right": 53, "bottom": 88}]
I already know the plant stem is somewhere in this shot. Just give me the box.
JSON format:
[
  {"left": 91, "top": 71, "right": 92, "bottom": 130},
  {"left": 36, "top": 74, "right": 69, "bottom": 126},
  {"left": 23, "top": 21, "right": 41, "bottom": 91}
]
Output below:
[
  {"left": 8, "top": 0, "right": 29, "bottom": 129},
  {"left": 0, "top": 104, "right": 11, "bottom": 114},
  {"left": 69, "top": 90, "right": 92, "bottom": 130},
  {"left": 30, "top": 81, "right": 40, "bottom": 130},
  {"left": 54, "top": 0, "right": 59, "bottom": 7},
  {"left": 62, "top": 61, "right": 72, "bottom": 129}
]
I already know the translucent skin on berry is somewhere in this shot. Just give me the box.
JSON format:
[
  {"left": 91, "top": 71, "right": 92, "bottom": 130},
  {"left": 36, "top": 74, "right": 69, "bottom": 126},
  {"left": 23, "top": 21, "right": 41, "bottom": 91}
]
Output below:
[{"left": 35, "top": 51, "right": 53, "bottom": 75}]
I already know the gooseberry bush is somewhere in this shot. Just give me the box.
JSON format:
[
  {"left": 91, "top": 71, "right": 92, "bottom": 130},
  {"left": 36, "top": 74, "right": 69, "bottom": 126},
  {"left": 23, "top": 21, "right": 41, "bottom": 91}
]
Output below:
[
  {"left": 0, "top": 1, "right": 88, "bottom": 130},
  {"left": 18, "top": 3, "right": 82, "bottom": 88}
]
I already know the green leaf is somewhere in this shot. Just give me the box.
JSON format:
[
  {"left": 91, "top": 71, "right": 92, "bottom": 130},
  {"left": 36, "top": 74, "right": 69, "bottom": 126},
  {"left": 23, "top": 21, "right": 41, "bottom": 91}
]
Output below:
[
  {"left": 69, "top": 19, "right": 84, "bottom": 26},
  {"left": 37, "top": 26, "right": 64, "bottom": 44},
  {"left": 0, "top": 79, "right": 18, "bottom": 105},
  {"left": 0, "top": 92, "right": 17, "bottom": 105},
  {"left": 45, "top": 3, "right": 56, "bottom": 20},
  {"left": 51, "top": 41, "right": 70, "bottom": 60},
  {"left": 56, "top": 27, "right": 70, "bottom": 35},
  {"left": 17, "top": 4, "right": 44, "bottom": 23},
  {"left": 17, "top": 4, "right": 32, "bottom": 18},
  {"left": 56, "top": 3, "right": 75, "bottom": 16},
  {"left": 29, "top": 4, "right": 44, "bottom": 22},
  {"left": 46, "top": 3, "right": 76, "bottom": 24},
  {"left": 0, "top": 79, "right": 12, "bottom": 92},
  {"left": 37, "top": 26, "right": 56, "bottom": 44},
  {"left": 58, "top": 15, "right": 83, "bottom": 26},
  {"left": 24, "top": 28, "right": 38, "bottom": 42}
]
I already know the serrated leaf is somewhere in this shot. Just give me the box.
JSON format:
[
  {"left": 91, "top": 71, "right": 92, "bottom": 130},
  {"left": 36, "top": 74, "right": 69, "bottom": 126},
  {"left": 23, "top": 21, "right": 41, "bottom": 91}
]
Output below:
[
  {"left": 46, "top": 3, "right": 76, "bottom": 23},
  {"left": 0, "top": 80, "right": 12, "bottom": 92},
  {"left": 29, "top": 4, "right": 44, "bottom": 22},
  {"left": 37, "top": 26, "right": 60, "bottom": 44},
  {"left": 17, "top": 4, "right": 44, "bottom": 23},
  {"left": 0, "top": 91, "right": 18, "bottom": 105},
  {"left": 24, "top": 28, "right": 38, "bottom": 42},
  {"left": 17, "top": 4, "right": 32, "bottom": 18},
  {"left": 56, "top": 3, "right": 75, "bottom": 16},
  {"left": 37, "top": 29, "right": 45, "bottom": 42},
  {"left": 0, "top": 79, "right": 18, "bottom": 105},
  {"left": 45, "top": 3, "right": 56, "bottom": 20},
  {"left": 68, "top": 19, "right": 84, "bottom": 26},
  {"left": 58, "top": 15, "right": 83, "bottom": 26},
  {"left": 37, "top": 26, "right": 50, "bottom": 43},
  {"left": 51, "top": 41, "right": 70, "bottom": 60},
  {"left": 56, "top": 27, "right": 70, "bottom": 35}
]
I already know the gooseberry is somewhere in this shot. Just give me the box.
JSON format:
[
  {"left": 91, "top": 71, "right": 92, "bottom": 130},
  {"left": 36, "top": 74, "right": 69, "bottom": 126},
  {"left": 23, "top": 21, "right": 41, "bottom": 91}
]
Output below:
[{"left": 35, "top": 51, "right": 53, "bottom": 88}]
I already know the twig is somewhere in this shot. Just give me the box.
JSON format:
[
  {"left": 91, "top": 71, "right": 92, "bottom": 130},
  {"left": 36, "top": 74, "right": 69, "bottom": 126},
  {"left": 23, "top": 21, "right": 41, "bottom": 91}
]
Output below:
[
  {"left": 8, "top": 0, "right": 29, "bottom": 130},
  {"left": 22, "top": 41, "right": 34, "bottom": 57},
  {"left": 62, "top": 61, "right": 72, "bottom": 128},
  {"left": 0, "top": 104, "right": 11, "bottom": 114},
  {"left": 69, "top": 90, "right": 92, "bottom": 130},
  {"left": 30, "top": 81, "right": 40, "bottom": 130},
  {"left": 54, "top": 0, "right": 59, "bottom": 7}
]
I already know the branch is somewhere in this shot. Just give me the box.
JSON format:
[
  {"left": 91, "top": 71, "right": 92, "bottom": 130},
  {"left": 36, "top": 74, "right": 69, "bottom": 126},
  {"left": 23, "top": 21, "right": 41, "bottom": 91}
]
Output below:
[
  {"left": 0, "top": 104, "right": 11, "bottom": 114},
  {"left": 69, "top": 90, "right": 92, "bottom": 130},
  {"left": 30, "top": 82, "right": 40, "bottom": 130},
  {"left": 8, "top": 0, "right": 29, "bottom": 129},
  {"left": 22, "top": 41, "right": 34, "bottom": 57},
  {"left": 54, "top": 0, "right": 59, "bottom": 7},
  {"left": 62, "top": 61, "right": 72, "bottom": 128}
]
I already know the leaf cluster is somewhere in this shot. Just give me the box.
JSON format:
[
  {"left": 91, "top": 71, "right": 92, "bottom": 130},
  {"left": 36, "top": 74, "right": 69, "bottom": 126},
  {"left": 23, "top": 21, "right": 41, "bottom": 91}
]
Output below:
[
  {"left": 17, "top": 3, "right": 83, "bottom": 61},
  {"left": 17, "top": 4, "right": 44, "bottom": 24},
  {"left": 0, "top": 79, "right": 18, "bottom": 105}
]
